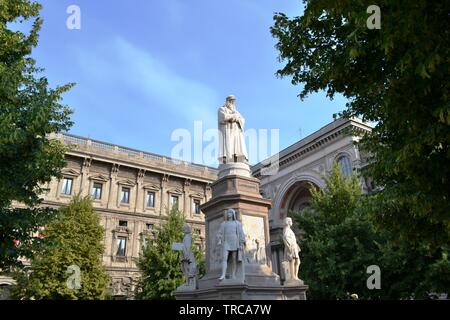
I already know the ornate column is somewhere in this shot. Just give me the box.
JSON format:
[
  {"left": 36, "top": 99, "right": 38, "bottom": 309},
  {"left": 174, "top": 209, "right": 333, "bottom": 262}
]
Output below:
[
  {"left": 107, "top": 163, "right": 120, "bottom": 209},
  {"left": 135, "top": 169, "right": 145, "bottom": 213},
  {"left": 183, "top": 179, "right": 192, "bottom": 218},
  {"left": 80, "top": 157, "right": 92, "bottom": 197},
  {"left": 160, "top": 174, "right": 169, "bottom": 215}
]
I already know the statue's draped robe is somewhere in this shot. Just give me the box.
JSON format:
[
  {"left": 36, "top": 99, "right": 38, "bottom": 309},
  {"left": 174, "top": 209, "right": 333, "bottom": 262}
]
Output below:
[
  {"left": 218, "top": 106, "right": 248, "bottom": 162},
  {"left": 283, "top": 227, "right": 300, "bottom": 261}
]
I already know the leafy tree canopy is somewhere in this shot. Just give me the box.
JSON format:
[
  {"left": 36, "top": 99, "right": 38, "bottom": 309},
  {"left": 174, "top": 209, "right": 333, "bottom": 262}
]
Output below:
[
  {"left": 272, "top": 0, "right": 449, "bottom": 252},
  {"left": 13, "top": 196, "right": 110, "bottom": 300},
  {"left": 295, "top": 164, "right": 383, "bottom": 299},
  {"left": 0, "top": 0, "right": 73, "bottom": 269},
  {"left": 136, "top": 208, "right": 204, "bottom": 300},
  {"left": 296, "top": 164, "right": 450, "bottom": 299}
]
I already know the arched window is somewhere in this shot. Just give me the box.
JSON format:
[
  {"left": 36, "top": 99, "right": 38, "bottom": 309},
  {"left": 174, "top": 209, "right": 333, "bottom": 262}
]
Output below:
[{"left": 337, "top": 155, "right": 352, "bottom": 176}]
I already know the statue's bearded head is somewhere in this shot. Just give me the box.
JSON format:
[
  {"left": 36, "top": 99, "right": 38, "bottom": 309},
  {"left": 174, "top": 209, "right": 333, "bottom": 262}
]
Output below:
[{"left": 225, "top": 95, "right": 236, "bottom": 111}]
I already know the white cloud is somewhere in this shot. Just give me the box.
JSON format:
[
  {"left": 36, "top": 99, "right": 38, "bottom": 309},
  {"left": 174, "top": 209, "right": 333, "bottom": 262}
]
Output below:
[{"left": 74, "top": 36, "right": 218, "bottom": 130}]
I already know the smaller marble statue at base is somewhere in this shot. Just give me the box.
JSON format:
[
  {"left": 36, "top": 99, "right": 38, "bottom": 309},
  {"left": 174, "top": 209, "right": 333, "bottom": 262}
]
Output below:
[
  {"left": 178, "top": 224, "right": 198, "bottom": 291},
  {"left": 282, "top": 217, "right": 303, "bottom": 285},
  {"left": 216, "top": 209, "right": 246, "bottom": 282}
]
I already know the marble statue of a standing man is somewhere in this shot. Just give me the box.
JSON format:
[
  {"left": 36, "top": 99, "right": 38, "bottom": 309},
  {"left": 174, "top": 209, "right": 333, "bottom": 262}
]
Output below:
[
  {"left": 216, "top": 209, "right": 246, "bottom": 281},
  {"left": 282, "top": 217, "right": 301, "bottom": 282},
  {"left": 218, "top": 95, "right": 248, "bottom": 164}
]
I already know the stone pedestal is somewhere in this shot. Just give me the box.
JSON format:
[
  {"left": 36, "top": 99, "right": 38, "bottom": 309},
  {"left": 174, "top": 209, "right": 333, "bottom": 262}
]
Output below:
[
  {"left": 217, "top": 162, "right": 251, "bottom": 179},
  {"left": 175, "top": 164, "right": 308, "bottom": 300}
]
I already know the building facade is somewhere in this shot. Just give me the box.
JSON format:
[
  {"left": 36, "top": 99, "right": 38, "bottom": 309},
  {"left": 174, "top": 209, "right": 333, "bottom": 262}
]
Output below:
[
  {"left": 38, "top": 133, "right": 217, "bottom": 298},
  {"left": 251, "top": 118, "right": 372, "bottom": 278},
  {"left": 3, "top": 118, "right": 371, "bottom": 299}
]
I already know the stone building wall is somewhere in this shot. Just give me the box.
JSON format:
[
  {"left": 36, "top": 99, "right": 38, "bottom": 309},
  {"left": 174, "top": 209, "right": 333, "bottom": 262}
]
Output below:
[
  {"left": 252, "top": 118, "right": 372, "bottom": 279},
  {"left": 4, "top": 119, "right": 372, "bottom": 298},
  {"left": 39, "top": 133, "right": 218, "bottom": 298}
]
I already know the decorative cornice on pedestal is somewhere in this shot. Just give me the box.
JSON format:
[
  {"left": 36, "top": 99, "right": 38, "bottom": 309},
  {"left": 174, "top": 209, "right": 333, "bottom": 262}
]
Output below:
[
  {"left": 199, "top": 193, "right": 272, "bottom": 216},
  {"left": 210, "top": 174, "right": 263, "bottom": 199}
]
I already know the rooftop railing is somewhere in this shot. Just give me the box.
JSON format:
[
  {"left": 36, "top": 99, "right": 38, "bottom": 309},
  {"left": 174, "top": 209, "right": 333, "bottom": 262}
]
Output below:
[{"left": 47, "top": 132, "right": 217, "bottom": 175}]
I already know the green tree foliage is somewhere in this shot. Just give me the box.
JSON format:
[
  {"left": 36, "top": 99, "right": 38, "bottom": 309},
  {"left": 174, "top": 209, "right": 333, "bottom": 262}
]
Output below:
[
  {"left": 271, "top": 0, "right": 449, "bottom": 255},
  {"left": 381, "top": 243, "right": 450, "bottom": 299},
  {"left": 12, "top": 196, "right": 110, "bottom": 299},
  {"left": 135, "top": 208, "right": 204, "bottom": 300},
  {"left": 365, "top": 195, "right": 450, "bottom": 298},
  {"left": 296, "top": 165, "right": 450, "bottom": 299},
  {"left": 295, "top": 164, "right": 383, "bottom": 299},
  {"left": 0, "top": 0, "right": 73, "bottom": 269}
]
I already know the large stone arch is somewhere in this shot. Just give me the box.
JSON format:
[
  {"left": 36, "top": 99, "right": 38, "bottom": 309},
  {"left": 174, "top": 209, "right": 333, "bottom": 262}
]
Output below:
[
  {"left": 0, "top": 277, "right": 15, "bottom": 300},
  {"left": 268, "top": 172, "right": 324, "bottom": 281},
  {"left": 272, "top": 173, "right": 324, "bottom": 227}
]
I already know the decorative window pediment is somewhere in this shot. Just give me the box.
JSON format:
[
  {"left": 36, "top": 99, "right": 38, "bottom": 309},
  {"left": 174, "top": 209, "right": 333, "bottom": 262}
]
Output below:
[
  {"left": 142, "top": 183, "right": 160, "bottom": 191},
  {"left": 61, "top": 168, "right": 80, "bottom": 177},
  {"left": 89, "top": 174, "right": 109, "bottom": 182},
  {"left": 190, "top": 192, "right": 203, "bottom": 199},
  {"left": 168, "top": 187, "right": 183, "bottom": 195},
  {"left": 117, "top": 179, "right": 136, "bottom": 187},
  {"left": 112, "top": 227, "right": 132, "bottom": 239}
]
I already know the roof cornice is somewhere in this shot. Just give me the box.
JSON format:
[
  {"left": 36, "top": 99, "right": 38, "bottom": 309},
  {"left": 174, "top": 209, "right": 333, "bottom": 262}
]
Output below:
[{"left": 252, "top": 118, "right": 372, "bottom": 177}]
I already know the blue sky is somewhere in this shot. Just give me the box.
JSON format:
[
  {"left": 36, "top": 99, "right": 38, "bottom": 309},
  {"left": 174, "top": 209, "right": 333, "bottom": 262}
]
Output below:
[{"left": 27, "top": 0, "right": 346, "bottom": 166}]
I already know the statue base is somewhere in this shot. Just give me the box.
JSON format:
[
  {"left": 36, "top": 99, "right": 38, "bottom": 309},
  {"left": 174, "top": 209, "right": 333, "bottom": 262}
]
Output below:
[
  {"left": 174, "top": 171, "right": 308, "bottom": 300},
  {"left": 176, "top": 282, "right": 197, "bottom": 292},
  {"left": 218, "top": 162, "right": 251, "bottom": 179},
  {"left": 284, "top": 279, "right": 305, "bottom": 287},
  {"left": 174, "top": 282, "right": 308, "bottom": 300}
]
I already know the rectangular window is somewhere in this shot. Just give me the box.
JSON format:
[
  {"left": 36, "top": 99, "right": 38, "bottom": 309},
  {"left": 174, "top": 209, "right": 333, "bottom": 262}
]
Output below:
[
  {"left": 146, "top": 191, "right": 155, "bottom": 208},
  {"left": 61, "top": 177, "right": 73, "bottom": 195},
  {"left": 194, "top": 228, "right": 201, "bottom": 236},
  {"left": 119, "top": 220, "right": 128, "bottom": 227},
  {"left": 116, "top": 237, "right": 127, "bottom": 256},
  {"left": 146, "top": 223, "right": 154, "bottom": 231},
  {"left": 170, "top": 195, "right": 179, "bottom": 210},
  {"left": 91, "top": 182, "right": 103, "bottom": 200},
  {"left": 121, "top": 187, "right": 130, "bottom": 204},
  {"left": 193, "top": 199, "right": 201, "bottom": 214}
]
